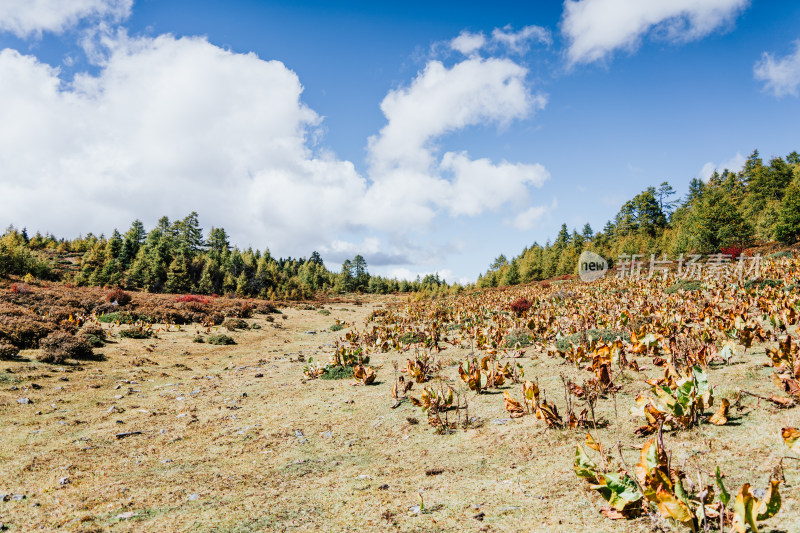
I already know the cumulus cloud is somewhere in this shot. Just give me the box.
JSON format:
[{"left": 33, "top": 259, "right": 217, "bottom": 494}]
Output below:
[
  {"left": 365, "top": 57, "right": 549, "bottom": 228},
  {"left": 450, "top": 31, "right": 486, "bottom": 55},
  {"left": 507, "top": 198, "right": 558, "bottom": 231},
  {"left": 754, "top": 40, "right": 800, "bottom": 97},
  {"left": 561, "top": 0, "right": 749, "bottom": 66},
  {"left": 698, "top": 152, "right": 746, "bottom": 180},
  {"left": 0, "top": 0, "right": 131, "bottom": 38},
  {"left": 0, "top": 27, "right": 551, "bottom": 274}
]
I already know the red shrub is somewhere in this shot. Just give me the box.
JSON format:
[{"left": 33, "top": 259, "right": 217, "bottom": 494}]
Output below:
[
  {"left": 10, "top": 283, "right": 31, "bottom": 294},
  {"left": 720, "top": 246, "right": 744, "bottom": 259},
  {"left": 105, "top": 288, "right": 132, "bottom": 306},
  {"left": 510, "top": 297, "right": 532, "bottom": 317}
]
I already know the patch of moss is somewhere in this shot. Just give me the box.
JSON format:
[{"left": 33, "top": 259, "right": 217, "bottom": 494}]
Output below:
[
  {"left": 554, "top": 328, "right": 629, "bottom": 352},
  {"left": 119, "top": 328, "right": 152, "bottom": 339},
  {"left": 320, "top": 365, "right": 353, "bottom": 380},
  {"left": 664, "top": 280, "right": 702, "bottom": 294}
]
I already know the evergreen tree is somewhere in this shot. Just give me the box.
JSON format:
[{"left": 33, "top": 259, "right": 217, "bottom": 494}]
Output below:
[{"left": 775, "top": 178, "right": 800, "bottom": 244}]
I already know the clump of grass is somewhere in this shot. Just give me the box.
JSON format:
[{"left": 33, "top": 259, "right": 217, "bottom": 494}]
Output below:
[
  {"left": 504, "top": 328, "right": 533, "bottom": 348},
  {"left": 744, "top": 279, "right": 782, "bottom": 290},
  {"left": 223, "top": 318, "right": 249, "bottom": 331},
  {"left": 664, "top": 280, "right": 702, "bottom": 294},
  {"left": 81, "top": 334, "right": 105, "bottom": 348},
  {"left": 319, "top": 365, "right": 353, "bottom": 380},
  {"left": 192, "top": 335, "right": 205, "bottom": 343},
  {"left": 554, "top": 328, "right": 629, "bottom": 352},
  {"left": 38, "top": 331, "right": 95, "bottom": 363},
  {"left": 330, "top": 323, "right": 344, "bottom": 332},
  {"left": 250, "top": 323, "right": 261, "bottom": 330},
  {"left": 317, "top": 309, "right": 331, "bottom": 316},
  {"left": 97, "top": 312, "right": 138, "bottom": 324},
  {"left": 119, "top": 328, "right": 152, "bottom": 339},
  {"left": 399, "top": 331, "right": 426, "bottom": 344},
  {"left": 768, "top": 251, "right": 792, "bottom": 259},
  {"left": 207, "top": 334, "right": 235, "bottom": 345}
]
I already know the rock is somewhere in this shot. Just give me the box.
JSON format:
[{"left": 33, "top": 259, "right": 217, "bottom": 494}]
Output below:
[
  {"left": 188, "top": 493, "right": 200, "bottom": 501},
  {"left": 303, "top": 330, "right": 317, "bottom": 335},
  {"left": 378, "top": 484, "right": 389, "bottom": 490},
  {"left": 321, "top": 431, "right": 333, "bottom": 438},
  {"left": 30, "top": 383, "right": 41, "bottom": 390},
  {"left": 115, "top": 511, "right": 136, "bottom": 520},
  {"left": 491, "top": 418, "right": 508, "bottom": 425},
  {"left": 16, "top": 398, "right": 31, "bottom": 405},
  {"left": 499, "top": 506, "right": 520, "bottom": 512},
  {"left": 107, "top": 405, "right": 124, "bottom": 414},
  {"left": 59, "top": 477, "right": 70, "bottom": 485},
  {"left": 254, "top": 373, "right": 264, "bottom": 378},
  {"left": 115, "top": 431, "right": 142, "bottom": 439},
  {"left": 10, "top": 494, "right": 25, "bottom": 501}
]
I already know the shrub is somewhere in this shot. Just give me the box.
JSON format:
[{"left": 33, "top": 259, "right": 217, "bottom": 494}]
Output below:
[
  {"left": 81, "top": 334, "right": 105, "bottom": 347},
  {"left": 192, "top": 335, "right": 205, "bottom": 343},
  {"left": 81, "top": 324, "right": 106, "bottom": 340},
  {"left": 0, "top": 315, "right": 55, "bottom": 349},
  {"left": 97, "top": 312, "right": 138, "bottom": 324},
  {"left": 399, "top": 331, "right": 425, "bottom": 344},
  {"left": 105, "top": 288, "right": 131, "bottom": 306},
  {"left": 320, "top": 365, "right": 353, "bottom": 380},
  {"left": 329, "top": 323, "right": 344, "bottom": 332},
  {"left": 0, "top": 340, "right": 18, "bottom": 360},
  {"left": 38, "top": 331, "right": 94, "bottom": 363},
  {"left": 509, "top": 297, "right": 532, "bottom": 317},
  {"left": 768, "top": 251, "right": 792, "bottom": 259},
  {"left": 223, "top": 318, "right": 249, "bottom": 331},
  {"left": 119, "top": 328, "right": 152, "bottom": 339},
  {"left": 175, "top": 294, "right": 210, "bottom": 304},
  {"left": 720, "top": 245, "right": 744, "bottom": 258},
  {"left": 10, "top": 283, "right": 32, "bottom": 294},
  {"left": 250, "top": 323, "right": 261, "bottom": 330},
  {"left": 318, "top": 309, "right": 331, "bottom": 316},
  {"left": 207, "top": 334, "right": 235, "bottom": 345}
]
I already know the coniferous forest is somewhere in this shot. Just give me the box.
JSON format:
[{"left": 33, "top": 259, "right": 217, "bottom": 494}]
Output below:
[
  {"left": 479, "top": 149, "right": 800, "bottom": 287},
  {"left": 1, "top": 148, "right": 799, "bottom": 298}
]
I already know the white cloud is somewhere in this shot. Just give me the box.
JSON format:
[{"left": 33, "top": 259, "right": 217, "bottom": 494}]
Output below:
[
  {"left": 698, "top": 152, "right": 746, "bottom": 180},
  {"left": 507, "top": 198, "right": 558, "bottom": 231},
  {"left": 449, "top": 25, "right": 551, "bottom": 56},
  {"left": 0, "top": 28, "right": 551, "bottom": 274},
  {"left": 754, "top": 40, "right": 800, "bottom": 97},
  {"left": 365, "top": 57, "right": 549, "bottom": 228},
  {"left": 450, "top": 31, "right": 485, "bottom": 55},
  {"left": 491, "top": 25, "right": 551, "bottom": 54},
  {"left": 561, "top": 0, "right": 749, "bottom": 66},
  {"left": 0, "top": 0, "right": 131, "bottom": 38}
]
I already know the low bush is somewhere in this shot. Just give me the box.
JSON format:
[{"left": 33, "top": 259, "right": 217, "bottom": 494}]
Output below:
[
  {"left": 320, "top": 365, "right": 353, "bottom": 380},
  {"left": 97, "top": 311, "right": 138, "bottom": 324},
  {"left": 119, "top": 328, "right": 151, "bottom": 339},
  {"left": 223, "top": 318, "right": 249, "bottom": 331},
  {"left": 0, "top": 315, "right": 55, "bottom": 349},
  {"left": 744, "top": 278, "right": 782, "bottom": 290},
  {"left": 175, "top": 294, "right": 210, "bottom": 304},
  {"left": 504, "top": 327, "right": 533, "bottom": 347},
  {"left": 330, "top": 323, "right": 344, "bottom": 332},
  {"left": 318, "top": 309, "right": 331, "bottom": 316},
  {"left": 192, "top": 335, "right": 205, "bottom": 343},
  {"left": 207, "top": 334, "right": 235, "bottom": 345},
  {"left": 0, "top": 340, "right": 18, "bottom": 360},
  {"left": 399, "top": 331, "right": 426, "bottom": 344},
  {"left": 38, "top": 331, "right": 94, "bottom": 363},
  {"left": 105, "top": 288, "right": 131, "bottom": 306},
  {"left": 509, "top": 297, "right": 532, "bottom": 317},
  {"left": 81, "top": 333, "right": 105, "bottom": 347},
  {"left": 81, "top": 324, "right": 106, "bottom": 340}
]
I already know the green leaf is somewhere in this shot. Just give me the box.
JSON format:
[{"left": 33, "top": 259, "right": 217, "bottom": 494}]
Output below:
[
  {"left": 594, "top": 472, "right": 642, "bottom": 511},
  {"left": 574, "top": 444, "right": 598, "bottom": 482},
  {"left": 716, "top": 467, "right": 730, "bottom": 507},
  {"left": 757, "top": 479, "right": 781, "bottom": 521}
]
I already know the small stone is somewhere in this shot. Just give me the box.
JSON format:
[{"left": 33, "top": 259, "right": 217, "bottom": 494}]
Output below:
[
  {"left": 254, "top": 373, "right": 264, "bottom": 378},
  {"left": 491, "top": 418, "right": 508, "bottom": 425},
  {"left": 499, "top": 506, "right": 520, "bottom": 512},
  {"left": 321, "top": 431, "right": 333, "bottom": 438},
  {"left": 188, "top": 493, "right": 200, "bottom": 501},
  {"left": 161, "top": 459, "right": 173, "bottom": 463},
  {"left": 59, "top": 477, "right": 70, "bottom": 485},
  {"left": 30, "top": 383, "right": 41, "bottom": 390},
  {"left": 378, "top": 484, "right": 389, "bottom": 490},
  {"left": 115, "top": 511, "right": 136, "bottom": 520},
  {"left": 10, "top": 494, "right": 25, "bottom": 501},
  {"left": 114, "top": 395, "right": 124, "bottom": 400},
  {"left": 16, "top": 398, "right": 31, "bottom": 405},
  {"left": 241, "top": 392, "right": 247, "bottom": 398},
  {"left": 294, "top": 429, "right": 304, "bottom": 438}
]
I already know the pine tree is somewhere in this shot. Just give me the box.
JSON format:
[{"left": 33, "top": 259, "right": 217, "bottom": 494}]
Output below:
[{"left": 775, "top": 178, "right": 800, "bottom": 244}]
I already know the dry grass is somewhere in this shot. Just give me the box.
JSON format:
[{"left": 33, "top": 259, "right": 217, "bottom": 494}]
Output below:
[{"left": 0, "top": 289, "right": 799, "bottom": 532}]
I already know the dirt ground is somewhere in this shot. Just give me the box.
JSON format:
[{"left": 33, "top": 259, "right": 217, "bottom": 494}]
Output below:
[{"left": 1, "top": 295, "right": 799, "bottom": 532}]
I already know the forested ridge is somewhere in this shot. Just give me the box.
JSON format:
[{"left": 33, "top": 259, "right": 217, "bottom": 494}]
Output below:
[
  {"left": 0, "top": 213, "right": 449, "bottom": 299},
  {"left": 2, "top": 148, "right": 799, "bottom": 297},
  {"left": 479, "top": 149, "right": 800, "bottom": 287}
]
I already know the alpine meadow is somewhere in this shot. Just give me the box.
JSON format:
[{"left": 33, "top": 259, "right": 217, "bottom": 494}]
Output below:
[{"left": 2, "top": 1, "right": 800, "bottom": 532}]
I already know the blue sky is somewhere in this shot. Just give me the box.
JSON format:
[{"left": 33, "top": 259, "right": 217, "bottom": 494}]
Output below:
[{"left": 1, "top": 1, "right": 799, "bottom": 283}]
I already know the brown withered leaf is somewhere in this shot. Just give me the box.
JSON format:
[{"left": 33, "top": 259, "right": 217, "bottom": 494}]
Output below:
[
  {"left": 782, "top": 427, "right": 800, "bottom": 454},
  {"left": 708, "top": 398, "right": 730, "bottom": 426},
  {"left": 585, "top": 431, "right": 603, "bottom": 452},
  {"left": 503, "top": 391, "right": 526, "bottom": 418}
]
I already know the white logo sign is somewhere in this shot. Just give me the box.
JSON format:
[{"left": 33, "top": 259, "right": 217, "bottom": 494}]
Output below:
[{"left": 578, "top": 250, "right": 608, "bottom": 282}]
